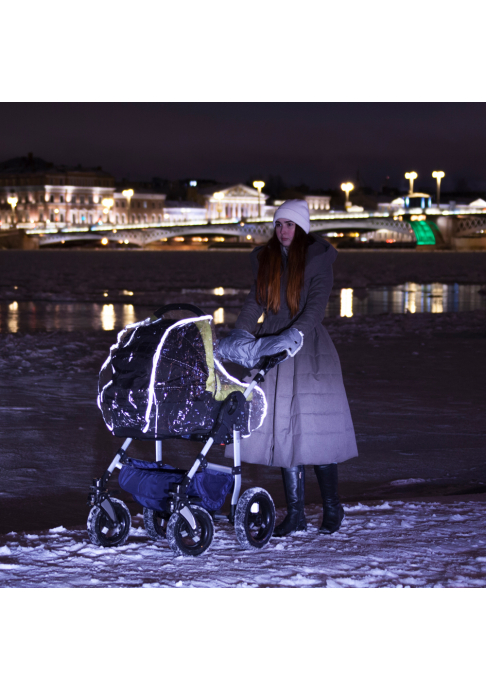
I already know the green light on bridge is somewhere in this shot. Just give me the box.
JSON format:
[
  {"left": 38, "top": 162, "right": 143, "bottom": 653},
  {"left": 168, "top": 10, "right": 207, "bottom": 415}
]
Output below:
[{"left": 409, "top": 220, "right": 437, "bottom": 245}]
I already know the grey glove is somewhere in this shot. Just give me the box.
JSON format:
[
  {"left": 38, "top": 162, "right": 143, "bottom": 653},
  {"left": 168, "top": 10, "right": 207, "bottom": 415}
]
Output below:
[{"left": 217, "top": 327, "right": 303, "bottom": 369}]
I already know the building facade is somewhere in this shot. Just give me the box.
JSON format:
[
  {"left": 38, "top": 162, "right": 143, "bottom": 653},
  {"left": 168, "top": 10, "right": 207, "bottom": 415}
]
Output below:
[
  {"left": 201, "top": 184, "right": 269, "bottom": 221},
  {"left": 0, "top": 155, "right": 165, "bottom": 229}
]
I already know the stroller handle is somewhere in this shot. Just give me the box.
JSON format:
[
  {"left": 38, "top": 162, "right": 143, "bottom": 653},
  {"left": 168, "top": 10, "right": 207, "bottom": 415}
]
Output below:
[
  {"left": 259, "top": 350, "right": 289, "bottom": 374},
  {"left": 153, "top": 303, "right": 207, "bottom": 318}
]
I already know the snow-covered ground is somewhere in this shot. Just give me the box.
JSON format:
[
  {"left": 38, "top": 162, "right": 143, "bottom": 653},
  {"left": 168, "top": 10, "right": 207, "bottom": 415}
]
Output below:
[{"left": 1, "top": 499, "right": 485, "bottom": 588}]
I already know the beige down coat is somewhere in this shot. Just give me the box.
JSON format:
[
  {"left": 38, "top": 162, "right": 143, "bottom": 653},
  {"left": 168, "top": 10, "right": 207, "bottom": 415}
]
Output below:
[{"left": 225, "top": 234, "right": 358, "bottom": 468}]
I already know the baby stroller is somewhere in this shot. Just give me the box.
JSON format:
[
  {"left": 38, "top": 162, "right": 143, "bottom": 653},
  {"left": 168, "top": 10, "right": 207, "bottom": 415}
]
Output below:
[{"left": 87, "top": 304, "right": 288, "bottom": 557}]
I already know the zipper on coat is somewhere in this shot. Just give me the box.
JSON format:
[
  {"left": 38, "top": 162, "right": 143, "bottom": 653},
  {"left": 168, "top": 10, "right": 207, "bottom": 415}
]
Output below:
[{"left": 269, "top": 363, "right": 280, "bottom": 466}]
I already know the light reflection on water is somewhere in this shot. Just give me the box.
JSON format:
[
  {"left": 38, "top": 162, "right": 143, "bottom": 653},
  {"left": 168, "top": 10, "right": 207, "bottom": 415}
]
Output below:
[
  {"left": 334, "top": 282, "right": 483, "bottom": 318},
  {"left": 0, "top": 282, "right": 484, "bottom": 333}
]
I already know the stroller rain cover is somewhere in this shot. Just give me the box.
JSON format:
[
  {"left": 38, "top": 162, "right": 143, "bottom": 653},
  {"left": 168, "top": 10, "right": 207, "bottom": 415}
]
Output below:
[{"left": 98, "top": 313, "right": 266, "bottom": 441}]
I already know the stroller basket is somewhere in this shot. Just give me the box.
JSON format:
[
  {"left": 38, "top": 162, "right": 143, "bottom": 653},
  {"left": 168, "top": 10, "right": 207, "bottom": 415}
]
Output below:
[{"left": 119, "top": 458, "right": 234, "bottom": 513}]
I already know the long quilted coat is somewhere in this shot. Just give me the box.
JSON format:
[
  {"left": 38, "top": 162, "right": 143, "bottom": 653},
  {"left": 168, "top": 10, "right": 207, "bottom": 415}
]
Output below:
[{"left": 225, "top": 234, "right": 358, "bottom": 468}]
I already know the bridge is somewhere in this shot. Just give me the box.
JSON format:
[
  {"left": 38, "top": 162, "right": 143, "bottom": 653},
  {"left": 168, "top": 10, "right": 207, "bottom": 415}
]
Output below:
[{"left": 4, "top": 209, "right": 486, "bottom": 249}]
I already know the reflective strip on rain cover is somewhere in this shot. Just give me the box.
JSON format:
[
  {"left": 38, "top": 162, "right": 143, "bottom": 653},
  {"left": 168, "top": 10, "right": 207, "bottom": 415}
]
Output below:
[{"left": 119, "top": 459, "right": 233, "bottom": 512}]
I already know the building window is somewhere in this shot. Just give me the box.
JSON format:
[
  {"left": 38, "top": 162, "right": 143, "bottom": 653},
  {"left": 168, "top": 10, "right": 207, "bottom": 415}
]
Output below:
[
  {"left": 122, "top": 214, "right": 126, "bottom": 224},
  {"left": 50, "top": 213, "right": 54, "bottom": 222},
  {"left": 50, "top": 194, "right": 54, "bottom": 202},
  {"left": 143, "top": 201, "right": 147, "bottom": 208},
  {"left": 60, "top": 195, "right": 64, "bottom": 202},
  {"left": 72, "top": 213, "right": 76, "bottom": 223},
  {"left": 60, "top": 214, "right": 64, "bottom": 222},
  {"left": 116, "top": 215, "right": 119, "bottom": 224},
  {"left": 151, "top": 214, "right": 155, "bottom": 222},
  {"left": 80, "top": 196, "right": 85, "bottom": 204}
]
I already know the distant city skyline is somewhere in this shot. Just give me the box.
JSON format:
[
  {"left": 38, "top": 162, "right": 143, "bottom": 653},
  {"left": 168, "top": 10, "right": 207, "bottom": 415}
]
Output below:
[{"left": 1, "top": 103, "right": 486, "bottom": 192}]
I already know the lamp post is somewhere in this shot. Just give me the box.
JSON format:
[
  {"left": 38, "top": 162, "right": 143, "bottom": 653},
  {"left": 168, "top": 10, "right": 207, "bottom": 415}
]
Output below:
[
  {"left": 102, "top": 198, "right": 114, "bottom": 224},
  {"left": 405, "top": 171, "right": 418, "bottom": 195},
  {"left": 213, "top": 192, "right": 224, "bottom": 220},
  {"left": 432, "top": 171, "right": 445, "bottom": 210},
  {"left": 340, "top": 182, "right": 354, "bottom": 211},
  {"left": 122, "top": 189, "right": 134, "bottom": 224},
  {"left": 253, "top": 180, "right": 265, "bottom": 219},
  {"left": 7, "top": 195, "right": 18, "bottom": 227}
]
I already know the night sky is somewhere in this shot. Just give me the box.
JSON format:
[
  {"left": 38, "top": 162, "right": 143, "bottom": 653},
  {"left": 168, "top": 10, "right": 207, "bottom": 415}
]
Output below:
[{"left": 1, "top": 103, "right": 485, "bottom": 192}]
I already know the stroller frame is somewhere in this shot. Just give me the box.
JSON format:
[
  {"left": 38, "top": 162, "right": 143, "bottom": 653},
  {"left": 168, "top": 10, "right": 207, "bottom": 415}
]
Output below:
[{"left": 88, "top": 317, "right": 286, "bottom": 556}]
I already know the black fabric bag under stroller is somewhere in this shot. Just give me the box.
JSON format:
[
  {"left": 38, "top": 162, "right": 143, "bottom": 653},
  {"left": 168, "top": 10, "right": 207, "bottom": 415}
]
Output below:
[{"left": 119, "top": 458, "right": 234, "bottom": 513}]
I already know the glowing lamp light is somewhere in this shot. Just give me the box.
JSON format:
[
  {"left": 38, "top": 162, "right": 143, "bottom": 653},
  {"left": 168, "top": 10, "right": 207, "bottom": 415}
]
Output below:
[
  {"left": 122, "top": 189, "right": 134, "bottom": 202},
  {"left": 405, "top": 172, "right": 418, "bottom": 194},
  {"left": 8, "top": 195, "right": 18, "bottom": 210},
  {"left": 340, "top": 182, "right": 354, "bottom": 209},
  {"left": 432, "top": 171, "right": 445, "bottom": 209},
  {"left": 101, "top": 238, "right": 109, "bottom": 245},
  {"left": 213, "top": 192, "right": 224, "bottom": 200},
  {"left": 253, "top": 181, "right": 265, "bottom": 220},
  {"left": 246, "top": 235, "right": 252, "bottom": 240}
]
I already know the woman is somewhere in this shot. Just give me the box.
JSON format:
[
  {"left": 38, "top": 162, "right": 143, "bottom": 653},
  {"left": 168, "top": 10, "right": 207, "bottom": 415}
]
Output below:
[{"left": 224, "top": 198, "right": 358, "bottom": 537}]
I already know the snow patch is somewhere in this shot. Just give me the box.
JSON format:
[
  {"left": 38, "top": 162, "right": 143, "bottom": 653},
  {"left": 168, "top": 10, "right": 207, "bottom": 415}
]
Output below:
[{"left": 390, "top": 479, "right": 427, "bottom": 486}]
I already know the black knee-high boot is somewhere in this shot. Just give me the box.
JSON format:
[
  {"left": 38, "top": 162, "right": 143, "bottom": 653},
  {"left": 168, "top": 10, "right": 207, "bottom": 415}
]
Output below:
[
  {"left": 273, "top": 466, "right": 307, "bottom": 537},
  {"left": 314, "top": 463, "right": 344, "bottom": 534}
]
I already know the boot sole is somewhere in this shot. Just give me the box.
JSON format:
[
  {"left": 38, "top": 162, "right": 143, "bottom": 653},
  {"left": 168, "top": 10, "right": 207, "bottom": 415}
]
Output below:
[
  {"left": 318, "top": 515, "right": 345, "bottom": 535},
  {"left": 273, "top": 525, "right": 307, "bottom": 538}
]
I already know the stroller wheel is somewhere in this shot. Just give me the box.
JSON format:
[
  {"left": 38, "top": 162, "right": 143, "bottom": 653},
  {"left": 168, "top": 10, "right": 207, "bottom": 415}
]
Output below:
[
  {"left": 166, "top": 506, "right": 214, "bottom": 557},
  {"left": 235, "top": 488, "right": 276, "bottom": 551},
  {"left": 143, "top": 507, "right": 169, "bottom": 540},
  {"left": 87, "top": 497, "right": 131, "bottom": 548}
]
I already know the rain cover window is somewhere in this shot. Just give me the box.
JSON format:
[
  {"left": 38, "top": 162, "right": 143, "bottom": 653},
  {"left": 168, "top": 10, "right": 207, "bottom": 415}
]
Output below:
[{"left": 98, "top": 314, "right": 266, "bottom": 440}]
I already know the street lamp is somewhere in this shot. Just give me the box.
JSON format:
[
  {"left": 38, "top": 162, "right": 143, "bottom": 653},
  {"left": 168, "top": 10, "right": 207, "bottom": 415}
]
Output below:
[
  {"left": 213, "top": 192, "right": 224, "bottom": 219},
  {"left": 253, "top": 180, "right": 265, "bottom": 219},
  {"left": 340, "top": 182, "right": 354, "bottom": 210},
  {"left": 122, "top": 189, "right": 134, "bottom": 224},
  {"left": 405, "top": 171, "right": 418, "bottom": 195},
  {"left": 432, "top": 171, "right": 445, "bottom": 210},
  {"left": 102, "top": 198, "right": 114, "bottom": 223},
  {"left": 7, "top": 195, "right": 18, "bottom": 226}
]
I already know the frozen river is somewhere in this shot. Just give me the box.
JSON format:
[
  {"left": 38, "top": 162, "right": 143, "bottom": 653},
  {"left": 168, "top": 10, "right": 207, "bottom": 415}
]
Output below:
[{"left": 1, "top": 282, "right": 485, "bottom": 334}]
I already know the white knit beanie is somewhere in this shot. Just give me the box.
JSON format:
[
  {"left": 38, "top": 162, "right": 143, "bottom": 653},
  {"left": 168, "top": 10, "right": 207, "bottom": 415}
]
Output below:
[{"left": 273, "top": 199, "right": 310, "bottom": 234}]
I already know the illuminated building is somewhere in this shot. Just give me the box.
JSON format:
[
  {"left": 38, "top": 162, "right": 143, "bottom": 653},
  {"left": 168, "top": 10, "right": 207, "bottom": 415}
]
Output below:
[
  {"left": 201, "top": 184, "right": 269, "bottom": 221},
  {"left": 0, "top": 154, "right": 165, "bottom": 229}
]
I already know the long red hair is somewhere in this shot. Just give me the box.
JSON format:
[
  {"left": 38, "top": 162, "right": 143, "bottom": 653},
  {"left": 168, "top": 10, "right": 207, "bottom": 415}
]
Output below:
[{"left": 256, "top": 225, "right": 311, "bottom": 318}]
